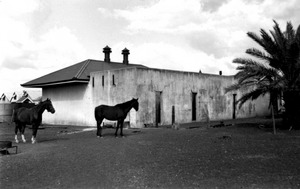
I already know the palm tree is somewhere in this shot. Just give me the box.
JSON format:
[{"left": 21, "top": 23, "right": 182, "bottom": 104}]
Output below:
[{"left": 226, "top": 20, "right": 300, "bottom": 130}]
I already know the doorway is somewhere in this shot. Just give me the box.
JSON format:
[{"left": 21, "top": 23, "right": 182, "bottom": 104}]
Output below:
[
  {"left": 155, "top": 91, "right": 162, "bottom": 126},
  {"left": 172, "top": 105, "right": 175, "bottom": 125},
  {"left": 232, "top": 94, "right": 237, "bottom": 119},
  {"left": 192, "top": 92, "right": 197, "bottom": 121}
]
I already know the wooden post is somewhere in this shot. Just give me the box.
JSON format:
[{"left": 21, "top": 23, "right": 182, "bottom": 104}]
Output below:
[{"left": 271, "top": 104, "right": 276, "bottom": 135}]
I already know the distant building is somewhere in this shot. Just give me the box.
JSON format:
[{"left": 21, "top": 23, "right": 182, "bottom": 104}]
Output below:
[
  {"left": 10, "top": 91, "right": 33, "bottom": 103},
  {"left": 0, "top": 90, "right": 41, "bottom": 122},
  {"left": 0, "top": 91, "right": 41, "bottom": 104},
  {"left": 22, "top": 46, "right": 270, "bottom": 127},
  {"left": 0, "top": 93, "right": 10, "bottom": 103},
  {"left": 10, "top": 91, "right": 42, "bottom": 104}
]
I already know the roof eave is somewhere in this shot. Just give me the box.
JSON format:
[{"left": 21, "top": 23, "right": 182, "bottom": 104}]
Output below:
[{"left": 21, "top": 79, "right": 89, "bottom": 88}]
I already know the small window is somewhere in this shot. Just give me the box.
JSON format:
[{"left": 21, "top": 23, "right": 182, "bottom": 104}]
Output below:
[
  {"left": 92, "top": 77, "right": 94, "bottom": 87},
  {"left": 112, "top": 75, "right": 115, "bottom": 86},
  {"left": 102, "top": 75, "right": 104, "bottom": 86}
]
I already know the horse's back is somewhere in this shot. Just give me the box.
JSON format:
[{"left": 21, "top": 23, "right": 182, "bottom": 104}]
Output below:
[
  {"left": 13, "top": 107, "right": 32, "bottom": 123},
  {"left": 95, "top": 105, "right": 110, "bottom": 113},
  {"left": 95, "top": 105, "right": 123, "bottom": 121}
]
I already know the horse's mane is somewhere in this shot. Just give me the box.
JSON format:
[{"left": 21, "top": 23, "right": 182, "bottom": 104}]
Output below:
[
  {"left": 35, "top": 99, "right": 46, "bottom": 107},
  {"left": 115, "top": 99, "right": 135, "bottom": 109},
  {"left": 32, "top": 99, "right": 50, "bottom": 110}
]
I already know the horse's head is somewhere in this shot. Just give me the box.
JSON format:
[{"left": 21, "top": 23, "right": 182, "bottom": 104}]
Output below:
[
  {"left": 132, "top": 98, "right": 139, "bottom": 111},
  {"left": 45, "top": 98, "right": 55, "bottom": 114}
]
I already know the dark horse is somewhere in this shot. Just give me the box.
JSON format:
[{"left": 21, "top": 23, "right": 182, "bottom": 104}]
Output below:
[
  {"left": 94, "top": 98, "right": 139, "bottom": 138},
  {"left": 12, "top": 98, "right": 55, "bottom": 144}
]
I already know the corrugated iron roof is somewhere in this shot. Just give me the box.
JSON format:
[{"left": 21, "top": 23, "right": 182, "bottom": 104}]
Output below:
[
  {"left": 16, "top": 95, "right": 34, "bottom": 103},
  {"left": 21, "top": 59, "right": 147, "bottom": 88}
]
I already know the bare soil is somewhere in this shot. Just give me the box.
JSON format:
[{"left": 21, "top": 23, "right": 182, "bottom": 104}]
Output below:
[{"left": 0, "top": 118, "right": 299, "bottom": 189}]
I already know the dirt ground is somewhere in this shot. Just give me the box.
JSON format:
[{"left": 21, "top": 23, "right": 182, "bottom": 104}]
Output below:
[{"left": 0, "top": 118, "right": 300, "bottom": 189}]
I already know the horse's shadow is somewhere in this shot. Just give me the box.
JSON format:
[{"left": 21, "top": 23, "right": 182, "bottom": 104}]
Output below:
[
  {"left": 98, "top": 129, "right": 142, "bottom": 138},
  {"left": 36, "top": 137, "right": 69, "bottom": 143}
]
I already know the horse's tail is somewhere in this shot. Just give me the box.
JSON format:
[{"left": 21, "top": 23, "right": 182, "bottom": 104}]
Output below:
[
  {"left": 94, "top": 106, "right": 103, "bottom": 121},
  {"left": 94, "top": 106, "right": 98, "bottom": 120},
  {"left": 11, "top": 109, "right": 16, "bottom": 123}
]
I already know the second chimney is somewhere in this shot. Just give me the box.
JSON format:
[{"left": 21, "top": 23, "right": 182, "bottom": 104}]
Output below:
[
  {"left": 103, "top": 45, "right": 111, "bottom": 62},
  {"left": 122, "top": 48, "right": 130, "bottom": 65}
]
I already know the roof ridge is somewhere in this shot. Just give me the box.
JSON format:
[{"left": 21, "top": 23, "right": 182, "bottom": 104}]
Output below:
[
  {"left": 74, "top": 59, "right": 90, "bottom": 79},
  {"left": 88, "top": 59, "right": 144, "bottom": 66}
]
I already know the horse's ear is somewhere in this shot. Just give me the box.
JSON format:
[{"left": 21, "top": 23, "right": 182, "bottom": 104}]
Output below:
[{"left": 136, "top": 98, "right": 139, "bottom": 101}]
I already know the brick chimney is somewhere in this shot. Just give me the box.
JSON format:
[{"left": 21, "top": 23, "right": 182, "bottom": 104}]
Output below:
[
  {"left": 103, "top": 45, "right": 111, "bottom": 62},
  {"left": 122, "top": 48, "right": 130, "bottom": 65}
]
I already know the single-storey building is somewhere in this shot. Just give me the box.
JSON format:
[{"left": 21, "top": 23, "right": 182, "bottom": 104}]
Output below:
[{"left": 22, "top": 46, "right": 270, "bottom": 127}]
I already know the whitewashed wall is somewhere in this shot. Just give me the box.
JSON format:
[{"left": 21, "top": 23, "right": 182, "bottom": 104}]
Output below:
[
  {"left": 42, "top": 67, "right": 270, "bottom": 127},
  {"left": 43, "top": 83, "right": 94, "bottom": 126},
  {"left": 90, "top": 67, "right": 270, "bottom": 128}
]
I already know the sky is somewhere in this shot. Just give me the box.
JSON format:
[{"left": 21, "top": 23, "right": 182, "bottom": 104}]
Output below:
[{"left": 0, "top": 0, "right": 299, "bottom": 94}]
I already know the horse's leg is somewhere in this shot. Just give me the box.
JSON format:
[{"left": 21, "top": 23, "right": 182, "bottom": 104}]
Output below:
[
  {"left": 96, "top": 118, "right": 104, "bottom": 138},
  {"left": 31, "top": 124, "right": 38, "bottom": 144},
  {"left": 115, "top": 121, "right": 120, "bottom": 137},
  {"left": 120, "top": 120, "right": 125, "bottom": 137},
  {"left": 20, "top": 124, "right": 26, "bottom": 143},
  {"left": 14, "top": 123, "right": 19, "bottom": 143}
]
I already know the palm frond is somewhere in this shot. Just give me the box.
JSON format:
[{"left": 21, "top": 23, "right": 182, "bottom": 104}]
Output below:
[
  {"left": 246, "top": 48, "right": 271, "bottom": 62},
  {"left": 286, "top": 21, "right": 295, "bottom": 42},
  {"left": 296, "top": 25, "right": 300, "bottom": 44},
  {"left": 233, "top": 58, "right": 266, "bottom": 67},
  {"left": 260, "top": 29, "right": 278, "bottom": 55},
  {"left": 247, "top": 32, "right": 265, "bottom": 48},
  {"left": 225, "top": 83, "right": 240, "bottom": 93},
  {"left": 271, "top": 20, "right": 286, "bottom": 50},
  {"left": 237, "top": 88, "right": 268, "bottom": 108}
]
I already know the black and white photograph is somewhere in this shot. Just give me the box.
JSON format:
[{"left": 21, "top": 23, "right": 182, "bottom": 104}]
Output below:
[{"left": 1, "top": 0, "right": 300, "bottom": 188}]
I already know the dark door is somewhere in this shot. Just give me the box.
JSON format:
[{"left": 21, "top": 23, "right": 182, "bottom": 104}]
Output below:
[
  {"left": 172, "top": 105, "right": 175, "bottom": 125},
  {"left": 192, "top": 92, "right": 197, "bottom": 121},
  {"left": 155, "top": 91, "right": 162, "bottom": 126},
  {"left": 233, "top": 94, "right": 237, "bottom": 119}
]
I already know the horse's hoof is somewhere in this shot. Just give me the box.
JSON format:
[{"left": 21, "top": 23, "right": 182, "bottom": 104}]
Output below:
[
  {"left": 32, "top": 140, "right": 36, "bottom": 144},
  {"left": 97, "top": 136, "right": 103, "bottom": 138},
  {"left": 15, "top": 140, "right": 19, "bottom": 144},
  {"left": 22, "top": 140, "right": 26, "bottom": 143}
]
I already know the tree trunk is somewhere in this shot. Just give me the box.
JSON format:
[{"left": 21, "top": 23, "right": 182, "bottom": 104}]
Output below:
[
  {"left": 271, "top": 104, "right": 276, "bottom": 134},
  {"left": 283, "top": 90, "right": 300, "bottom": 130},
  {"left": 270, "top": 92, "right": 279, "bottom": 116}
]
